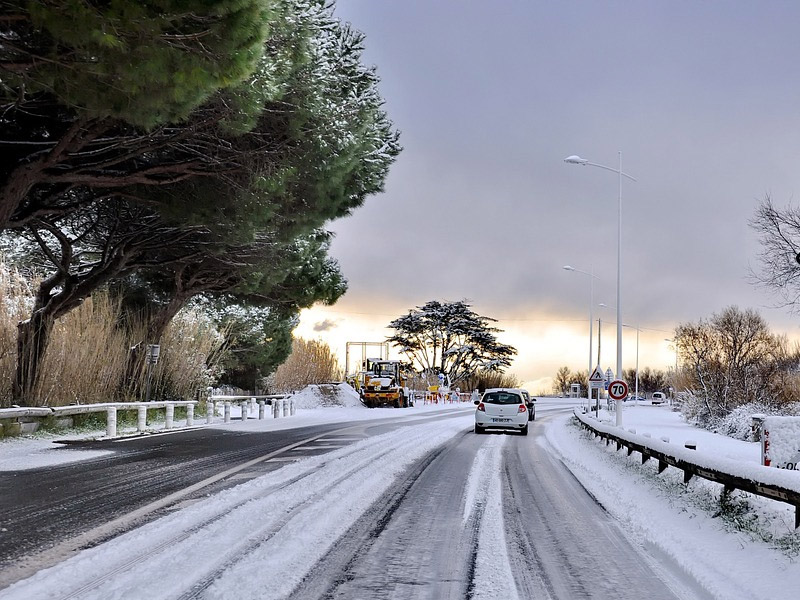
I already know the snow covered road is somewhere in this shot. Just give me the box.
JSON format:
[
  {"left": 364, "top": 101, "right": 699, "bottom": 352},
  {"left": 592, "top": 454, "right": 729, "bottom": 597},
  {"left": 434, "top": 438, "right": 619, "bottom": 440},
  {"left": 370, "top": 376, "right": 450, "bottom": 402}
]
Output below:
[{"left": 2, "top": 399, "right": 795, "bottom": 599}]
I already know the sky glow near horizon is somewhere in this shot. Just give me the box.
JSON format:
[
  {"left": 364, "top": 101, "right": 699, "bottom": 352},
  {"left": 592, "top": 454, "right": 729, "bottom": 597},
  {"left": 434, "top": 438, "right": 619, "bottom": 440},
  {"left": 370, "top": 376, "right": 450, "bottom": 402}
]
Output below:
[{"left": 300, "top": 1, "right": 800, "bottom": 389}]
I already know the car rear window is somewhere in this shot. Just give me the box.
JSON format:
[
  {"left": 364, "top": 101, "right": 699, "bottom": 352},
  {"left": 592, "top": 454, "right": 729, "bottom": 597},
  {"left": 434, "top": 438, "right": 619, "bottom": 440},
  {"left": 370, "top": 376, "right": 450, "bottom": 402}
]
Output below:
[{"left": 482, "top": 392, "right": 522, "bottom": 405}]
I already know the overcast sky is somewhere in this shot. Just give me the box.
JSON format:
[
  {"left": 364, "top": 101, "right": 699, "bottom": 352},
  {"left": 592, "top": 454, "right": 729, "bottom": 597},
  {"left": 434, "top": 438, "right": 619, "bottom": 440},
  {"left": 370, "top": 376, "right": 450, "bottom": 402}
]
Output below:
[{"left": 296, "top": 1, "right": 800, "bottom": 390}]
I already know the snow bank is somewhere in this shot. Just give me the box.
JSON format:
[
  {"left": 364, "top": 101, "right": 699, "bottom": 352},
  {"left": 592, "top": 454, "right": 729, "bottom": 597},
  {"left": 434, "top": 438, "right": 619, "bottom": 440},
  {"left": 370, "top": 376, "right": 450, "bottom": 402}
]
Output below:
[
  {"left": 545, "top": 411, "right": 800, "bottom": 599},
  {"left": 763, "top": 416, "right": 800, "bottom": 469},
  {"left": 290, "top": 382, "right": 364, "bottom": 409}
]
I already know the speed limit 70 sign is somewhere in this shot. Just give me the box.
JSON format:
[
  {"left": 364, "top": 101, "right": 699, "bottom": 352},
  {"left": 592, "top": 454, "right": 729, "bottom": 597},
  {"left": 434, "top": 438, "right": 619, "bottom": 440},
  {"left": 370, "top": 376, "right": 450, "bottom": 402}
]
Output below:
[{"left": 608, "top": 379, "right": 628, "bottom": 401}]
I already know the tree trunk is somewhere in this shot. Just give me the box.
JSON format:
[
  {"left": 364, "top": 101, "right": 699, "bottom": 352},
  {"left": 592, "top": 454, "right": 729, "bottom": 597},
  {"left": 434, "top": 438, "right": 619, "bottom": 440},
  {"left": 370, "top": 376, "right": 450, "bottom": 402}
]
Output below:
[
  {"left": 122, "top": 294, "right": 189, "bottom": 398},
  {"left": 14, "top": 310, "right": 56, "bottom": 406}
]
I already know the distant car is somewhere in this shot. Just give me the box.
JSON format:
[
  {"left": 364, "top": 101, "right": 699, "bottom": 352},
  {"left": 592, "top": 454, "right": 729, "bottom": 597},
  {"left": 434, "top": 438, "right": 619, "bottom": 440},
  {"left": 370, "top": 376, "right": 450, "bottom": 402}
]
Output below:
[
  {"left": 520, "top": 389, "right": 536, "bottom": 421},
  {"left": 474, "top": 388, "right": 529, "bottom": 435},
  {"left": 651, "top": 392, "right": 667, "bottom": 404},
  {"left": 626, "top": 394, "right": 645, "bottom": 402}
]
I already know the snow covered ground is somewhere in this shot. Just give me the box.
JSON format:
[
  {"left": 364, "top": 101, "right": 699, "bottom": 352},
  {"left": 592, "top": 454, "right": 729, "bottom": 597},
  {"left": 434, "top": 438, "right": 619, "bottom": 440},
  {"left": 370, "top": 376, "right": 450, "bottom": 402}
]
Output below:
[
  {"left": 1, "top": 396, "right": 799, "bottom": 598},
  {"left": 549, "top": 402, "right": 800, "bottom": 599}
]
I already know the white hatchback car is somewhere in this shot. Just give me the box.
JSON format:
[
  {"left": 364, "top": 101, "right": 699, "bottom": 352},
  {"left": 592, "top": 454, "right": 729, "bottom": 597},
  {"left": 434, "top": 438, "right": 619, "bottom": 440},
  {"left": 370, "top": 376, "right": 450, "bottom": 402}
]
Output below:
[{"left": 474, "top": 388, "right": 529, "bottom": 435}]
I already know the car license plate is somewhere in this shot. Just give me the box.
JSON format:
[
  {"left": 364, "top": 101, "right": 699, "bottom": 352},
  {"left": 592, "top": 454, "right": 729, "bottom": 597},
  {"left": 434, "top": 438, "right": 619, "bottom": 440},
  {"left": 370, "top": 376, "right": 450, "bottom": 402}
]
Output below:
[{"left": 492, "top": 418, "right": 511, "bottom": 423}]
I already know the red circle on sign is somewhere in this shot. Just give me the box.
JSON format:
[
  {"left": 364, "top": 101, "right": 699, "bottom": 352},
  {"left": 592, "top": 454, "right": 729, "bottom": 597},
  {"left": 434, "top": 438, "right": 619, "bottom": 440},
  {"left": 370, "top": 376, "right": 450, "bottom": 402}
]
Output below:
[{"left": 608, "top": 379, "right": 628, "bottom": 400}]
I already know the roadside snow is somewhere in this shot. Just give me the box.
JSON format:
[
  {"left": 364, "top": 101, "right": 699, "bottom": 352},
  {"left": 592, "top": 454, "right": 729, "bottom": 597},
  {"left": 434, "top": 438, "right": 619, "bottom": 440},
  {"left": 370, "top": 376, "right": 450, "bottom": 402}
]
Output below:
[{"left": 545, "top": 404, "right": 800, "bottom": 600}]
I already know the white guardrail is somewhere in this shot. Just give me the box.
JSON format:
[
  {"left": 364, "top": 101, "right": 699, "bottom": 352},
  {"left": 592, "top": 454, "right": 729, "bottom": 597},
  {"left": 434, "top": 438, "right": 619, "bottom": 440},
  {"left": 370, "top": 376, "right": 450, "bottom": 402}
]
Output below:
[{"left": 0, "top": 394, "right": 294, "bottom": 438}]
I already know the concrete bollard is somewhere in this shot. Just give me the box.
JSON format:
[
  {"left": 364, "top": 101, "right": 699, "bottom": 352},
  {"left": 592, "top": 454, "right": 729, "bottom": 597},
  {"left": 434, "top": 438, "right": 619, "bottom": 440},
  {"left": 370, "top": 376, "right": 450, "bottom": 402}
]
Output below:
[
  {"left": 251, "top": 397, "right": 257, "bottom": 413},
  {"left": 273, "top": 400, "right": 280, "bottom": 418},
  {"left": 186, "top": 404, "right": 194, "bottom": 427},
  {"left": 165, "top": 403, "right": 174, "bottom": 429},
  {"left": 290, "top": 399, "right": 295, "bottom": 416},
  {"left": 241, "top": 401, "right": 248, "bottom": 421},
  {"left": 224, "top": 402, "right": 231, "bottom": 423},
  {"left": 207, "top": 400, "right": 214, "bottom": 424},
  {"left": 138, "top": 406, "right": 147, "bottom": 432},
  {"left": 106, "top": 406, "right": 117, "bottom": 437},
  {"left": 258, "top": 400, "right": 265, "bottom": 420},
  {"left": 282, "top": 399, "right": 289, "bottom": 417}
]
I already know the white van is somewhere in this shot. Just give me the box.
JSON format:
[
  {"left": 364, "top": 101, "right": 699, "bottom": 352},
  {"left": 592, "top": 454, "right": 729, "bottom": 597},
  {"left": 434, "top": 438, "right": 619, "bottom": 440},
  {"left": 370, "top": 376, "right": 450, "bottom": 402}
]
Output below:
[{"left": 651, "top": 392, "right": 666, "bottom": 404}]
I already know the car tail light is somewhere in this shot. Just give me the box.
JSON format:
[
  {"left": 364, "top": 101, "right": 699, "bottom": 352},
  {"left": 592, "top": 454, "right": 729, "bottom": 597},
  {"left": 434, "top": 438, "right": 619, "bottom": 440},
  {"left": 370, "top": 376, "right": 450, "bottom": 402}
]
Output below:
[
  {"left": 477, "top": 402, "right": 485, "bottom": 412},
  {"left": 518, "top": 404, "right": 527, "bottom": 413}
]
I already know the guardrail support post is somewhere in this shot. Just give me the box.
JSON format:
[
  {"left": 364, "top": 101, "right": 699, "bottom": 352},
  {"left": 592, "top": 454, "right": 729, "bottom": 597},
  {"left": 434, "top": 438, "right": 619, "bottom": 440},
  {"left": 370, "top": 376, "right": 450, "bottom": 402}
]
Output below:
[
  {"left": 683, "top": 469, "right": 693, "bottom": 484},
  {"left": 258, "top": 400, "right": 265, "bottom": 420},
  {"left": 224, "top": 402, "right": 231, "bottom": 423},
  {"left": 165, "top": 403, "right": 174, "bottom": 429},
  {"left": 658, "top": 460, "right": 668, "bottom": 474},
  {"left": 137, "top": 406, "right": 147, "bottom": 432},
  {"left": 186, "top": 404, "right": 194, "bottom": 427},
  {"left": 795, "top": 506, "right": 799, "bottom": 529},
  {"left": 106, "top": 406, "right": 117, "bottom": 437}
]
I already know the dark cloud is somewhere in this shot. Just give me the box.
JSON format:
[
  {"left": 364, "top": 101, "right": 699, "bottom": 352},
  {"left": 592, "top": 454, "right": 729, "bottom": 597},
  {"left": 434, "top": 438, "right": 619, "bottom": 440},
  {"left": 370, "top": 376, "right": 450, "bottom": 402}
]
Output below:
[{"left": 313, "top": 319, "right": 339, "bottom": 333}]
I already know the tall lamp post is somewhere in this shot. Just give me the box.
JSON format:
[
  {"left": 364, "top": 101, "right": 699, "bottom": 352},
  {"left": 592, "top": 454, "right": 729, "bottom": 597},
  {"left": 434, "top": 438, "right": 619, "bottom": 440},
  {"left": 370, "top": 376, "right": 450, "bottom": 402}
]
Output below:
[
  {"left": 563, "top": 265, "right": 599, "bottom": 411},
  {"left": 664, "top": 338, "right": 678, "bottom": 402},
  {"left": 565, "top": 153, "right": 636, "bottom": 427}
]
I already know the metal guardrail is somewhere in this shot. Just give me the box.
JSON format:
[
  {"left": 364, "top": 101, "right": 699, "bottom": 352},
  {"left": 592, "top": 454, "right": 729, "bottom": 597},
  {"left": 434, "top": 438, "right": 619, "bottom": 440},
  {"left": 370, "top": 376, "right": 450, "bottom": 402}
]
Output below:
[
  {"left": 574, "top": 409, "right": 800, "bottom": 528},
  {"left": 0, "top": 394, "right": 294, "bottom": 438},
  {"left": 207, "top": 394, "right": 294, "bottom": 423},
  {"left": 0, "top": 401, "right": 198, "bottom": 438}
]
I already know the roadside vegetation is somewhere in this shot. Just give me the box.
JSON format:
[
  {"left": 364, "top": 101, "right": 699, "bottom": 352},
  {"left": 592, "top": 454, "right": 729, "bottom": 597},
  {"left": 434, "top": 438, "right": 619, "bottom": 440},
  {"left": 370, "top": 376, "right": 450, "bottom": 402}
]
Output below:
[
  {"left": 0, "top": 1, "right": 399, "bottom": 406},
  {"left": 674, "top": 306, "right": 800, "bottom": 438},
  {"left": 387, "top": 300, "right": 517, "bottom": 389}
]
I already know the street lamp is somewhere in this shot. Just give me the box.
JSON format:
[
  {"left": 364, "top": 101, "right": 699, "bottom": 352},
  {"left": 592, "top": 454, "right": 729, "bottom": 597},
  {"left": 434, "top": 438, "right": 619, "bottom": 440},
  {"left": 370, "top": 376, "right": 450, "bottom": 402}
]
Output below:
[
  {"left": 565, "top": 153, "right": 636, "bottom": 427},
  {"left": 664, "top": 338, "right": 678, "bottom": 402},
  {"left": 563, "top": 265, "right": 600, "bottom": 411}
]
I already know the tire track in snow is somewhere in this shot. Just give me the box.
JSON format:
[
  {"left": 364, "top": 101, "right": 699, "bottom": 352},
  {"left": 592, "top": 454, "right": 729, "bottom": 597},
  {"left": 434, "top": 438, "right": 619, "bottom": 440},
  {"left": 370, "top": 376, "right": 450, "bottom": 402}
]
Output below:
[
  {"left": 0, "top": 417, "right": 471, "bottom": 600},
  {"left": 463, "top": 434, "right": 520, "bottom": 600}
]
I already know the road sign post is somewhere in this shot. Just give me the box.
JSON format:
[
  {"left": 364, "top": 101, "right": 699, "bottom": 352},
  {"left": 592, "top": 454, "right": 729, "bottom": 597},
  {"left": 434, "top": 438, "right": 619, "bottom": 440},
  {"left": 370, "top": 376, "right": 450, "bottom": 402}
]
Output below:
[{"left": 588, "top": 368, "right": 606, "bottom": 417}]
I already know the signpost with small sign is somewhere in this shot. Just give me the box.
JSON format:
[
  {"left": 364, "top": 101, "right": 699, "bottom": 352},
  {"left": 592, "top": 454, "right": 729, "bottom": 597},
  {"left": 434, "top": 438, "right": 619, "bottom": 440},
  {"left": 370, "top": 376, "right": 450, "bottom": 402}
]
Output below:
[{"left": 588, "top": 368, "right": 606, "bottom": 416}]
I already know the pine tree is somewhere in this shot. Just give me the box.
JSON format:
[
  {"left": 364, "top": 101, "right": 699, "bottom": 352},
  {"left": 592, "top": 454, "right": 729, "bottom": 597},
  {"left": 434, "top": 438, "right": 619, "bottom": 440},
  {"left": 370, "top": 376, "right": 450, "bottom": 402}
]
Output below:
[{"left": 387, "top": 300, "right": 517, "bottom": 386}]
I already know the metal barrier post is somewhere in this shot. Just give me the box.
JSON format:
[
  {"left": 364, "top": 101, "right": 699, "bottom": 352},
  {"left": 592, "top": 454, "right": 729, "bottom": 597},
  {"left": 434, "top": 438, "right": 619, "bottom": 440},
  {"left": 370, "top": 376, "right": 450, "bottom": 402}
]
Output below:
[
  {"left": 106, "top": 406, "right": 117, "bottom": 437},
  {"left": 165, "top": 403, "right": 174, "bottom": 429},
  {"left": 224, "top": 402, "right": 231, "bottom": 422},
  {"left": 207, "top": 400, "right": 213, "bottom": 424},
  {"left": 290, "top": 399, "right": 295, "bottom": 416},
  {"left": 274, "top": 400, "right": 280, "bottom": 418},
  {"left": 137, "top": 406, "right": 147, "bottom": 432},
  {"left": 186, "top": 403, "right": 194, "bottom": 427},
  {"left": 282, "top": 399, "right": 288, "bottom": 417},
  {"left": 258, "top": 400, "right": 265, "bottom": 420},
  {"left": 241, "top": 401, "right": 248, "bottom": 421}
]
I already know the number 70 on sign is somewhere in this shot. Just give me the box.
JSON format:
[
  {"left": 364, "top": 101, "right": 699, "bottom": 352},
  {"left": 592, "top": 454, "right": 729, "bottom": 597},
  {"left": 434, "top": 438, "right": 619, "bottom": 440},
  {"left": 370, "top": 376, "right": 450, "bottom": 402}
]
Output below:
[{"left": 608, "top": 380, "right": 628, "bottom": 401}]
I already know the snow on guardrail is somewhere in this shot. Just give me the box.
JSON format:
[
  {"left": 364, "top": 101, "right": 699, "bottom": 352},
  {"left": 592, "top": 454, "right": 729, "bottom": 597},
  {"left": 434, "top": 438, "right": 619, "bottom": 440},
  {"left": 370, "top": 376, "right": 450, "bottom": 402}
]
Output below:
[{"left": 574, "top": 408, "right": 800, "bottom": 528}]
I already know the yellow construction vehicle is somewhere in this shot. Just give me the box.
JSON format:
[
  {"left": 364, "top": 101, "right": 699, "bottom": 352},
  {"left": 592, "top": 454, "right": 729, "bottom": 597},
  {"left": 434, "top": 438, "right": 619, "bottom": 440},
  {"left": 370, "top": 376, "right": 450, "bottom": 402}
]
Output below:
[{"left": 355, "top": 358, "right": 410, "bottom": 408}]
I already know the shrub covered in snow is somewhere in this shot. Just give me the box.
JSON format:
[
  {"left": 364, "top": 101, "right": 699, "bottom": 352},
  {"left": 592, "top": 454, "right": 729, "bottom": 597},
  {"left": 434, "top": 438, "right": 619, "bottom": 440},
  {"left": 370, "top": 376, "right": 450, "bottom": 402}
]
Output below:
[{"left": 681, "top": 395, "right": 800, "bottom": 441}]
